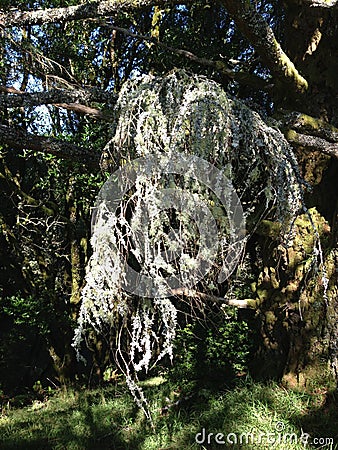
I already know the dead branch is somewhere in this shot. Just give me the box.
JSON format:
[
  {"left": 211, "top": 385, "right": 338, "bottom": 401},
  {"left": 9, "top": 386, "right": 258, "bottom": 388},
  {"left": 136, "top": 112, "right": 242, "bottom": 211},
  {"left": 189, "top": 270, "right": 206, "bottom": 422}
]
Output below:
[{"left": 0, "top": 86, "right": 117, "bottom": 109}]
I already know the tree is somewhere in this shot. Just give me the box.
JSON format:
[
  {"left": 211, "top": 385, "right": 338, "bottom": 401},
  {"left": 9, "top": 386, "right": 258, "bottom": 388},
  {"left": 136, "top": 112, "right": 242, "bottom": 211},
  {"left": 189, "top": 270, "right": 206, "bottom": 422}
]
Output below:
[{"left": 0, "top": 0, "right": 337, "bottom": 394}]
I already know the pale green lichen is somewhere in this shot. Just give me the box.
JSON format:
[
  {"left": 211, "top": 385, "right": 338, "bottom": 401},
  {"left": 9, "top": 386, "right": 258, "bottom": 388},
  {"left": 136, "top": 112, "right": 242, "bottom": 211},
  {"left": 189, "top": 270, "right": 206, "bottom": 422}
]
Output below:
[{"left": 74, "top": 70, "right": 311, "bottom": 416}]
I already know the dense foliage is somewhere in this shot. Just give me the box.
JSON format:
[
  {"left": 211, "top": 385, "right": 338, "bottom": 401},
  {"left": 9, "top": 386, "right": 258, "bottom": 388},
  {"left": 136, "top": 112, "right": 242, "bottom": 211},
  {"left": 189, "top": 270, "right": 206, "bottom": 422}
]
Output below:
[
  {"left": 0, "top": 2, "right": 337, "bottom": 439},
  {"left": 0, "top": 0, "right": 275, "bottom": 393}
]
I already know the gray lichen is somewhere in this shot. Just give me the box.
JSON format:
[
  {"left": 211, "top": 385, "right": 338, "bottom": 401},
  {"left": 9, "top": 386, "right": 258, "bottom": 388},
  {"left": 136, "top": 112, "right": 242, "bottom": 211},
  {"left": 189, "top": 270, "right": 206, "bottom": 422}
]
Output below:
[{"left": 73, "top": 70, "right": 308, "bottom": 416}]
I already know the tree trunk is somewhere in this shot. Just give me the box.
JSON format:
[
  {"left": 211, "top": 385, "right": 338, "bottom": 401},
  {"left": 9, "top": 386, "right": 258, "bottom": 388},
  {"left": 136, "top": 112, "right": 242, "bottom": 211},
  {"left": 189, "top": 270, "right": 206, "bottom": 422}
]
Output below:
[{"left": 249, "top": 2, "right": 338, "bottom": 388}]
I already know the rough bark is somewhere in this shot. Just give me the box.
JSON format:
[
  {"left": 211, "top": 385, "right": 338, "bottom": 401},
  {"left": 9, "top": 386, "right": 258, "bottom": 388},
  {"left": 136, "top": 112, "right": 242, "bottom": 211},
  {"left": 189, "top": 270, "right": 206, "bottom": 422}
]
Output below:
[
  {"left": 285, "top": 129, "right": 338, "bottom": 159},
  {"left": 282, "top": 1, "right": 338, "bottom": 122},
  {"left": 0, "top": 124, "right": 99, "bottom": 167},
  {"left": 253, "top": 0, "right": 338, "bottom": 386},
  {"left": 0, "top": 0, "right": 187, "bottom": 28},
  {"left": 276, "top": 110, "right": 338, "bottom": 143},
  {"left": 0, "top": 86, "right": 117, "bottom": 109},
  {"left": 247, "top": 208, "right": 338, "bottom": 385},
  {"left": 221, "top": 0, "right": 308, "bottom": 93}
]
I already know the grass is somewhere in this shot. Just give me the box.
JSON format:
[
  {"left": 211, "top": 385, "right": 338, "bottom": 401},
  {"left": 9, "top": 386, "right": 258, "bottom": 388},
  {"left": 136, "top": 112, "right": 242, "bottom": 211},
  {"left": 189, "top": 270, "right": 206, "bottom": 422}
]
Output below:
[{"left": 0, "top": 377, "right": 337, "bottom": 449}]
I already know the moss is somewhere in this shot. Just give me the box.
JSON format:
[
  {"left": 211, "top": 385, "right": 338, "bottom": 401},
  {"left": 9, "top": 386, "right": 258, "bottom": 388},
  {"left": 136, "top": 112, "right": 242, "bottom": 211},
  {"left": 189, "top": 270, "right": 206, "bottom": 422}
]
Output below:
[
  {"left": 250, "top": 204, "right": 336, "bottom": 383},
  {"left": 256, "top": 220, "right": 282, "bottom": 238},
  {"left": 269, "top": 267, "right": 279, "bottom": 289},
  {"left": 265, "top": 310, "right": 276, "bottom": 325},
  {"left": 256, "top": 288, "right": 269, "bottom": 301},
  {"left": 296, "top": 113, "right": 338, "bottom": 133},
  {"left": 245, "top": 299, "right": 258, "bottom": 309},
  {"left": 285, "top": 129, "right": 298, "bottom": 142},
  {"left": 273, "top": 38, "right": 308, "bottom": 93}
]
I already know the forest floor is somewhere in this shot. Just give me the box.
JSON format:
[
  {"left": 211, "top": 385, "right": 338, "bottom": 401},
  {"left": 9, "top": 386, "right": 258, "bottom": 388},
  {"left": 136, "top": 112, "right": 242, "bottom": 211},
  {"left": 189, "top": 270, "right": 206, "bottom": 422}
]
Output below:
[{"left": 0, "top": 377, "right": 337, "bottom": 449}]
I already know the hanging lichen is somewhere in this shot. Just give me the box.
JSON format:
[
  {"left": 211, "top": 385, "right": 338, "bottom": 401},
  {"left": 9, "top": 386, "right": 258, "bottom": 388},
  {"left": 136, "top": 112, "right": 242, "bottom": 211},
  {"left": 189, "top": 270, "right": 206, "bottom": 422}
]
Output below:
[{"left": 73, "top": 70, "right": 321, "bottom": 417}]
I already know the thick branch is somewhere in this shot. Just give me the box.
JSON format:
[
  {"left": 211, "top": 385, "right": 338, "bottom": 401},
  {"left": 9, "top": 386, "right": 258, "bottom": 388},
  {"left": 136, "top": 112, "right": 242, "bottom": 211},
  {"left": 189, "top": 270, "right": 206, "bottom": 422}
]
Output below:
[
  {"left": 0, "top": 0, "right": 186, "bottom": 28},
  {"left": 53, "top": 103, "right": 112, "bottom": 119},
  {"left": 276, "top": 110, "right": 338, "bottom": 143},
  {"left": 285, "top": 129, "right": 338, "bottom": 158},
  {"left": 0, "top": 125, "right": 99, "bottom": 167},
  {"left": 221, "top": 0, "right": 308, "bottom": 93},
  {"left": 0, "top": 86, "right": 115, "bottom": 119},
  {"left": 0, "top": 86, "right": 116, "bottom": 109}
]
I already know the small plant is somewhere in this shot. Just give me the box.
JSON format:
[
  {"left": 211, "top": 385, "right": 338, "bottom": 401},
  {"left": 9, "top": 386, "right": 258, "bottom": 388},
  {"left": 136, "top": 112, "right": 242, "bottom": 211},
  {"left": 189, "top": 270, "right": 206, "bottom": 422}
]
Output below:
[{"left": 103, "top": 367, "right": 120, "bottom": 383}]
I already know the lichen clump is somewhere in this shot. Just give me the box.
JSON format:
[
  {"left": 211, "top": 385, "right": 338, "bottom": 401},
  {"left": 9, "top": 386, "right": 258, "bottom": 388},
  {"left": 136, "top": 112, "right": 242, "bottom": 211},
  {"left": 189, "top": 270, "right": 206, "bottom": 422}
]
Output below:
[{"left": 73, "top": 71, "right": 306, "bottom": 413}]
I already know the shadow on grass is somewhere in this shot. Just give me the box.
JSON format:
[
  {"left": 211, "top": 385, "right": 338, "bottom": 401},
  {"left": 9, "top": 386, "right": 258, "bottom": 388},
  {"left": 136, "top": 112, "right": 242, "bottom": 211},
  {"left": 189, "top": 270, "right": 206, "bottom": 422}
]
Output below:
[
  {"left": 0, "top": 381, "right": 337, "bottom": 449},
  {"left": 0, "top": 387, "right": 149, "bottom": 449},
  {"left": 165, "top": 381, "right": 338, "bottom": 450}
]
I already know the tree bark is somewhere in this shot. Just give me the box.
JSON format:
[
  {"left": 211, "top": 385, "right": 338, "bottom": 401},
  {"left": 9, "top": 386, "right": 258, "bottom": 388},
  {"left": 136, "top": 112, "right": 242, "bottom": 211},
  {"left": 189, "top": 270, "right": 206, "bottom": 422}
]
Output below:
[
  {"left": 220, "top": 0, "right": 308, "bottom": 94},
  {"left": 282, "top": 1, "right": 338, "bottom": 122},
  {"left": 285, "top": 129, "right": 338, "bottom": 159},
  {"left": 275, "top": 110, "right": 338, "bottom": 143},
  {"left": 0, "top": 124, "right": 99, "bottom": 167},
  {"left": 0, "top": 0, "right": 187, "bottom": 28},
  {"left": 0, "top": 86, "right": 116, "bottom": 109}
]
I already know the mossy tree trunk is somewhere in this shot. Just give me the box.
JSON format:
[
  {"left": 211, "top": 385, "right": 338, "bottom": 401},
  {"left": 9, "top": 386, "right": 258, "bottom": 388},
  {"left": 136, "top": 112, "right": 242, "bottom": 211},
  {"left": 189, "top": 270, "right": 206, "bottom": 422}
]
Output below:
[{"left": 249, "top": 2, "right": 338, "bottom": 386}]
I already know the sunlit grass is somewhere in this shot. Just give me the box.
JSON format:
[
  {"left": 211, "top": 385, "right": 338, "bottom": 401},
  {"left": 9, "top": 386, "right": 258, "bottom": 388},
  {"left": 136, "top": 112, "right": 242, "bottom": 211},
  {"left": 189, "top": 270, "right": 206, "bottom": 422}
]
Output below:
[{"left": 0, "top": 378, "right": 337, "bottom": 449}]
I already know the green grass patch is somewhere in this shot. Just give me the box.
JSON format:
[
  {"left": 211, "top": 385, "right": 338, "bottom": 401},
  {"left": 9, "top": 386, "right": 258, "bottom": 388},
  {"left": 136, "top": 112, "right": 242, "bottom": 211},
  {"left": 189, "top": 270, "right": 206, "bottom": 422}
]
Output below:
[{"left": 0, "top": 378, "right": 337, "bottom": 449}]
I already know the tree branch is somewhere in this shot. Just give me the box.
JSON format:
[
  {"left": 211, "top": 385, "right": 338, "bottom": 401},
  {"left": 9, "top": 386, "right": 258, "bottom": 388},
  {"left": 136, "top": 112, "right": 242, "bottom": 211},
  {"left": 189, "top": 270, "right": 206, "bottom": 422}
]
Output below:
[
  {"left": 285, "top": 129, "right": 338, "bottom": 158},
  {"left": 275, "top": 110, "right": 338, "bottom": 143},
  {"left": 0, "top": 124, "right": 99, "bottom": 167},
  {"left": 221, "top": 0, "right": 309, "bottom": 93},
  {"left": 53, "top": 103, "right": 112, "bottom": 119},
  {"left": 275, "top": 109, "right": 338, "bottom": 158},
  {"left": 171, "top": 288, "right": 256, "bottom": 309},
  {"left": 0, "top": 0, "right": 187, "bottom": 28},
  {"left": 288, "top": 0, "right": 338, "bottom": 8},
  {"left": 106, "top": 24, "right": 270, "bottom": 91},
  {"left": 0, "top": 86, "right": 115, "bottom": 120},
  {"left": 0, "top": 86, "right": 117, "bottom": 108}
]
